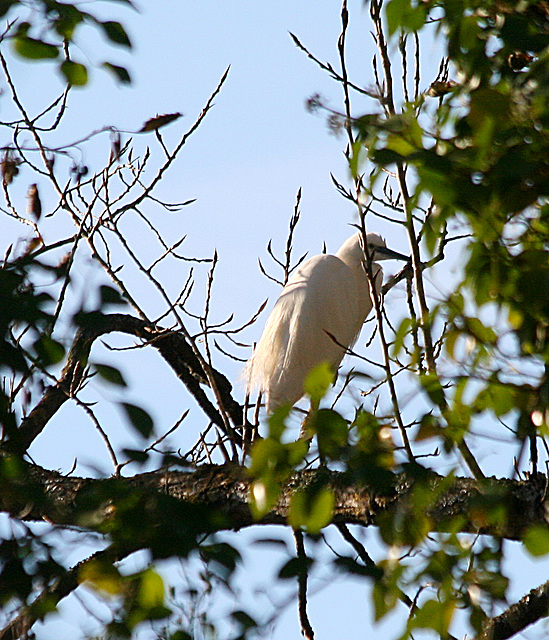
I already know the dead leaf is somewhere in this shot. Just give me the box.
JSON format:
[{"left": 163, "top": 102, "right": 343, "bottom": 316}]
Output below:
[{"left": 138, "top": 112, "right": 183, "bottom": 133}]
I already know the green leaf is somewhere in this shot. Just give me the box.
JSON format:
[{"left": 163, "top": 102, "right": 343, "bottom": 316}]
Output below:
[
  {"left": 247, "top": 434, "right": 308, "bottom": 519},
  {"left": 93, "top": 363, "right": 127, "bottom": 387},
  {"left": 100, "top": 21, "right": 132, "bottom": 48},
  {"left": 465, "top": 317, "right": 497, "bottom": 344},
  {"left": 248, "top": 437, "right": 285, "bottom": 476},
  {"left": 79, "top": 559, "right": 123, "bottom": 596},
  {"left": 474, "top": 383, "right": 516, "bottom": 418},
  {"left": 268, "top": 404, "right": 291, "bottom": 440},
  {"left": 14, "top": 36, "right": 59, "bottom": 60},
  {"left": 349, "top": 139, "right": 365, "bottom": 180},
  {"left": 444, "top": 328, "right": 460, "bottom": 360},
  {"left": 249, "top": 478, "right": 281, "bottom": 518},
  {"left": 121, "top": 402, "right": 154, "bottom": 439},
  {"left": 373, "top": 580, "right": 400, "bottom": 620},
  {"left": 53, "top": 5, "right": 86, "bottom": 40},
  {"left": 304, "top": 362, "right": 334, "bottom": 409},
  {"left": 103, "top": 62, "right": 132, "bottom": 84},
  {"left": 125, "top": 568, "right": 170, "bottom": 629},
  {"left": 407, "top": 598, "right": 456, "bottom": 636},
  {"left": 386, "top": 0, "right": 409, "bottom": 35},
  {"left": 386, "top": 0, "right": 426, "bottom": 35},
  {"left": 288, "top": 487, "right": 334, "bottom": 533},
  {"left": 523, "top": 525, "right": 549, "bottom": 557},
  {"left": 308, "top": 408, "right": 349, "bottom": 459},
  {"left": 420, "top": 373, "right": 446, "bottom": 407},
  {"left": 33, "top": 335, "right": 65, "bottom": 366},
  {"left": 136, "top": 568, "right": 165, "bottom": 609},
  {"left": 60, "top": 60, "right": 88, "bottom": 86},
  {"left": 415, "top": 413, "right": 442, "bottom": 441},
  {"left": 392, "top": 317, "right": 412, "bottom": 357}
]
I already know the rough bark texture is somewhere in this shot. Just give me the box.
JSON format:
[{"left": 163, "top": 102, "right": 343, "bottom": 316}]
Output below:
[
  {"left": 2, "top": 462, "right": 549, "bottom": 640},
  {"left": 1, "top": 460, "right": 547, "bottom": 540},
  {"left": 476, "top": 579, "right": 549, "bottom": 640}
]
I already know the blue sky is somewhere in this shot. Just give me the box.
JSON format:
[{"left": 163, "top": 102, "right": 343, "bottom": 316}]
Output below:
[{"left": 2, "top": 1, "right": 549, "bottom": 639}]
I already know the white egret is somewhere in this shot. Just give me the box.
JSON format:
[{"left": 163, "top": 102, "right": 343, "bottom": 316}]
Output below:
[{"left": 246, "top": 231, "right": 410, "bottom": 413}]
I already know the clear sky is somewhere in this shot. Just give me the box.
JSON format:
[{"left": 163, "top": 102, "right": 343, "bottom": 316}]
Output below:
[{"left": 2, "top": 1, "right": 549, "bottom": 639}]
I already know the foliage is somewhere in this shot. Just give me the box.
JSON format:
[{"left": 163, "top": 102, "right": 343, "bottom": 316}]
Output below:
[
  {"left": 1, "top": 0, "right": 549, "bottom": 639},
  {"left": 1, "top": 0, "right": 134, "bottom": 84}
]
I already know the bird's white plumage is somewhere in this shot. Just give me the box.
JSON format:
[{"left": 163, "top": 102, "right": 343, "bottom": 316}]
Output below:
[{"left": 246, "top": 232, "right": 403, "bottom": 412}]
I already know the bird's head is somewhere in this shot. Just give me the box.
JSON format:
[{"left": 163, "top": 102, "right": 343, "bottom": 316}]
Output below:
[
  {"left": 361, "top": 232, "right": 409, "bottom": 263},
  {"left": 337, "top": 232, "right": 410, "bottom": 267}
]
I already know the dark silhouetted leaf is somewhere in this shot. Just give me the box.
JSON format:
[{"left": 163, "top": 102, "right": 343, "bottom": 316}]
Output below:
[
  {"left": 278, "top": 556, "right": 314, "bottom": 580},
  {"left": 94, "top": 363, "right": 127, "bottom": 387},
  {"left": 100, "top": 285, "right": 126, "bottom": 306},
  {"left": 139, "top": 113, "right": 183, "bottom": 133},
  {"left": 122, "top": 449, "right": 149, "bottom": 464},
  {"left": 103, "top": 62, "right": 132, "bottom": 84},
  {"left": 121, "top": 402, "right": 154, "bottom": 439},
  {"left": 0, "top": 0, "right": 17, "bottom": 18},
  {"left": 231, "top": 610, "right": 257, "bottom": 630},
  {"left": 100, "top": 21, "right": 132, "bottom": 48}
]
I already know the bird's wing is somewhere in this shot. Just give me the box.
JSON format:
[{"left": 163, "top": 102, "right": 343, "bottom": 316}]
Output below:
[{"left": 264, "top": 255, "right": 360, "bottom": 409}]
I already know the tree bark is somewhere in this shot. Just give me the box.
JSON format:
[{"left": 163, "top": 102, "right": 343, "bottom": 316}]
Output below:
[
  {"left": 1, "top": 461, "right": 549, "bottom": 640},
  {"left": 476, "top": 579, "right": 549, "bottom": 640},
  {"left": 1, "top": 460, "right": 547, "bottom": 541}
]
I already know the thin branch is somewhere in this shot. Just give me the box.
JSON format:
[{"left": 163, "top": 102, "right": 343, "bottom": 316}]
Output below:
[
  {"left": 293, "top": 530, "right": 315, "bottom": 640},
  {"left": 290, "top": 33, "right": 380, "bottom": 100},
  {"left": 111, "top": 67, "right": 230, "bottom": 218}
]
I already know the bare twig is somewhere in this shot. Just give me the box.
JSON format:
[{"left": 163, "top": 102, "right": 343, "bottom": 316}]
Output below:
[{"left": 293, "top": 530, "right": 315, "bottom": 640}]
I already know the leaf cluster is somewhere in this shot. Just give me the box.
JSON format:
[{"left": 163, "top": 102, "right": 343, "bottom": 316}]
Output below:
[{"left": 2, "top": 0, "right": 134, "bottom": 84}]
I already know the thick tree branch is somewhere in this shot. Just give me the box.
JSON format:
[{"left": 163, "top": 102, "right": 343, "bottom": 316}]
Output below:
[
  {"left": 476, "top": 579, "right": 549, "bottom": 640},
  {"left": 1, "top": 462, "right": 548, "bottom": 640},
  {"left": 10, "top": 313, "right": 245, "bottom": 453},
  {"left": 1, "top": 461, "right": 547, "bottom": 541}
]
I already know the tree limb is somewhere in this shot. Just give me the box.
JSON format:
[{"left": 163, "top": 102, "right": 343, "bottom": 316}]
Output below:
[
  {"left": 10, "top": 313, "right": 245, "bottom": 453},
  {"left": 1, "top": 461, "right": 547, "bottom": 541},
  {"left": 0, "top": 543, "right": 140, "bottom": 640},
  {"left": 476, "top": 578, "right": 549, "bottom": 640},
  {"left": 1, "top": 462, "right": 548, "bottom": 640}
]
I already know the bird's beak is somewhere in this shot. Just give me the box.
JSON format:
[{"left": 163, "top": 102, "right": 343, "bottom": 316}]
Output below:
[{"left": 373, "top": 245, "right": 411, "bottom": 262}]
